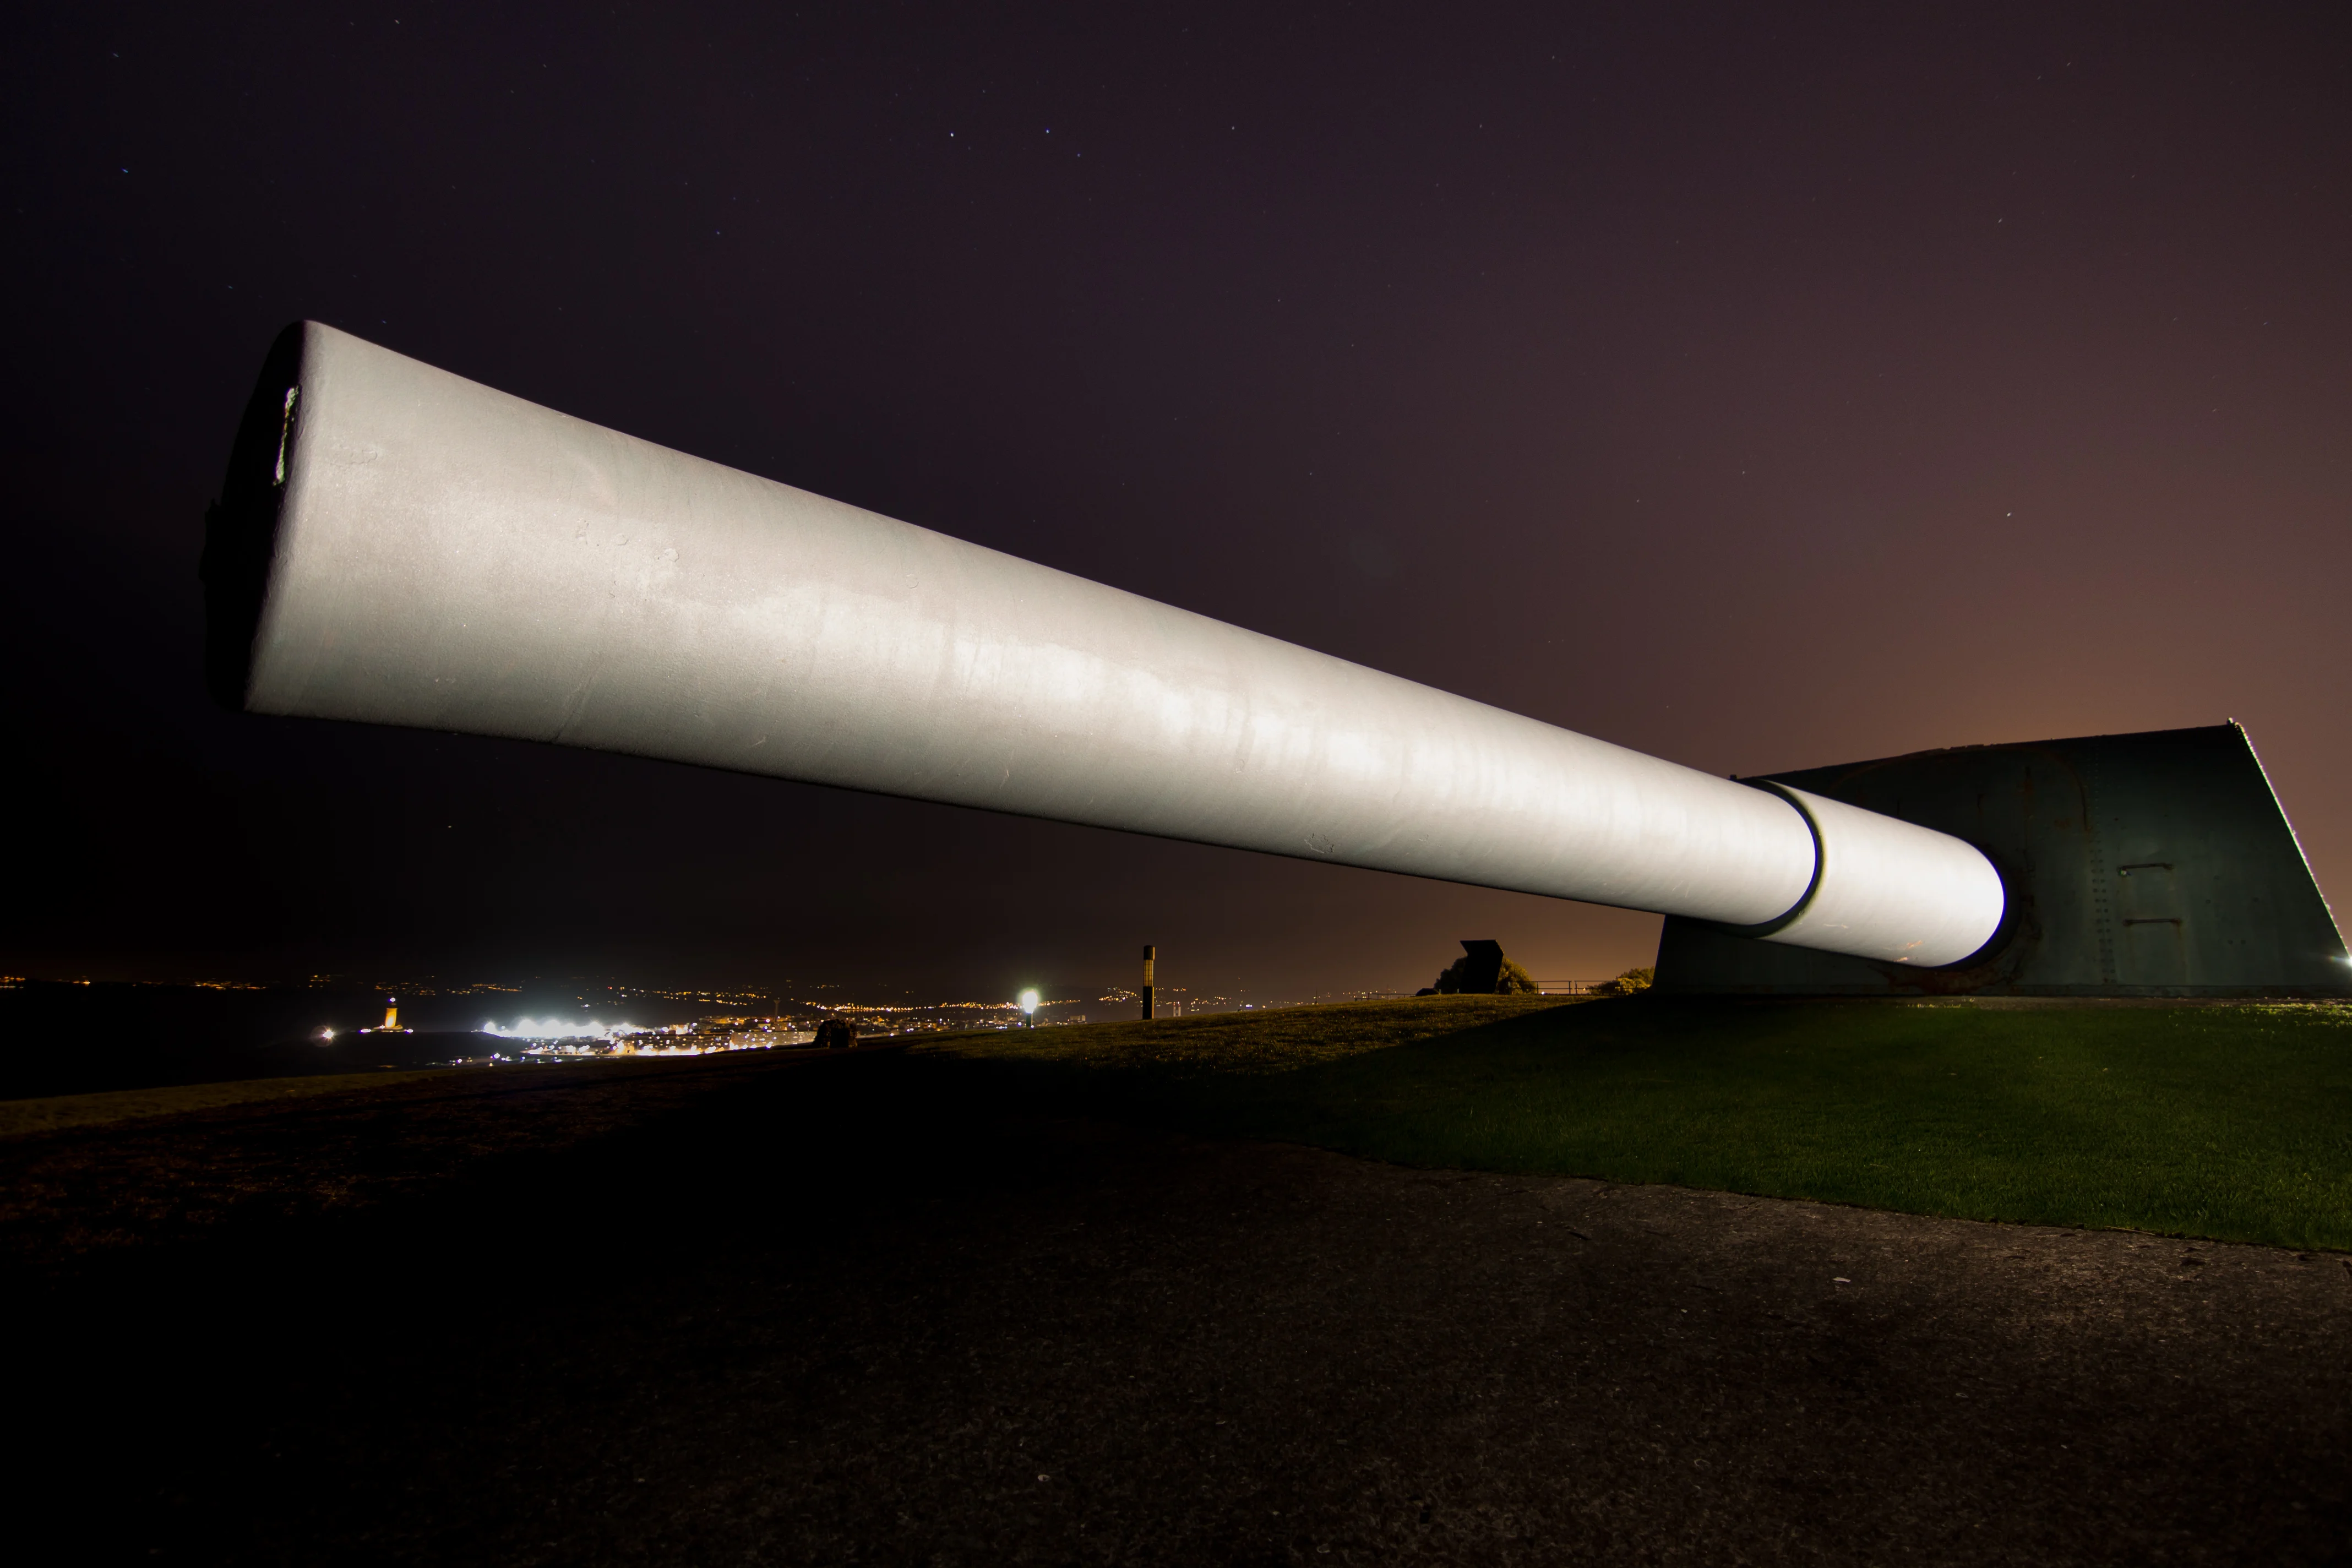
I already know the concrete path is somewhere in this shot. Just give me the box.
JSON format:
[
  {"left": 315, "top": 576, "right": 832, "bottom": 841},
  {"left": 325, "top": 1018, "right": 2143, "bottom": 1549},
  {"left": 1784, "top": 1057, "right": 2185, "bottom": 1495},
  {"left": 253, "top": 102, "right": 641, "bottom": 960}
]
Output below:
[{"left": 7, "top": 1052, "right": 2345, "bottom": 1564}]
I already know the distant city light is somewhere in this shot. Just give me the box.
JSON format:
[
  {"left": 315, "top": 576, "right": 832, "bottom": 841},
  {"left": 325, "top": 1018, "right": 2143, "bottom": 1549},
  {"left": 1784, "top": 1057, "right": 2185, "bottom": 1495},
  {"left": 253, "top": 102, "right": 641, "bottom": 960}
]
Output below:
[
  {"left": 285, "top": 987, "right": 1307, "bottom": 1072},
  {"left": 484, "top": 1017, "right": 649, "bottom": 1040}
]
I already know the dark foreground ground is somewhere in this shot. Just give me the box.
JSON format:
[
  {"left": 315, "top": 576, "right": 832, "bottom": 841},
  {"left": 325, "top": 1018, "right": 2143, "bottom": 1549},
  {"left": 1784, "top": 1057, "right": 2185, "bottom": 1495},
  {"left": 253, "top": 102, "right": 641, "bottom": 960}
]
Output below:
[{"left": 7, "top": 1048, "right": 2349, "bottom": 1565}]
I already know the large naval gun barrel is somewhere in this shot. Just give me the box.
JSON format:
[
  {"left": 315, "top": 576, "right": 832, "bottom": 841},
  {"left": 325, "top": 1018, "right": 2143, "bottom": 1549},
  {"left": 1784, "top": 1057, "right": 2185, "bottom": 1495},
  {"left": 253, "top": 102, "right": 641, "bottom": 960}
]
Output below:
[{"left": 204, "top": 322, "right": 2006, "bottom": 967}]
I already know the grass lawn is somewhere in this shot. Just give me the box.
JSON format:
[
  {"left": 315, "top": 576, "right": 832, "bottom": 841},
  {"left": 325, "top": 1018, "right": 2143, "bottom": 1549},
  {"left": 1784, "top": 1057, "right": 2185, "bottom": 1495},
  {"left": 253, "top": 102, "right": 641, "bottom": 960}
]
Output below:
[{"left": 920, "top": 996, "right": 2352, "bottom": 1251}]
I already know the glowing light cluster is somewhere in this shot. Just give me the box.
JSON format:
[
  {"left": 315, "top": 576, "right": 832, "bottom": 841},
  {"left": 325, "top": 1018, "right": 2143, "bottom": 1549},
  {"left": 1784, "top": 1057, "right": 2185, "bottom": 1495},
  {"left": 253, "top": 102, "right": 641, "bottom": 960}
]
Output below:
[{"left": 483, "top": 1017, "right": 654, "bottom": 1040}]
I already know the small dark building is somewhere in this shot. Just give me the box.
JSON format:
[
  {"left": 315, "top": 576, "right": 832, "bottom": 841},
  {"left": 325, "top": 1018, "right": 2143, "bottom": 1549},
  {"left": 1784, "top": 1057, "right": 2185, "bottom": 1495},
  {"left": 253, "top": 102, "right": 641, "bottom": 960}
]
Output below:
[{"left": 1422, "top": 940, "right": 1525, "bottom": 995}]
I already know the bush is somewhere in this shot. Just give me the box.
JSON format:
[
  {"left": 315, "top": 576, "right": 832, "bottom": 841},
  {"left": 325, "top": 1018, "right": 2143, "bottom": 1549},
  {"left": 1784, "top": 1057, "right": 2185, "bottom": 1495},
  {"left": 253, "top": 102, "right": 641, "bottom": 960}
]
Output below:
[
  {"left": 1428, "top": 951, "right": 1541, "bottom": 995},
  {"left": 1594, "top": 967, "right": 1654, "bottom": 997}
]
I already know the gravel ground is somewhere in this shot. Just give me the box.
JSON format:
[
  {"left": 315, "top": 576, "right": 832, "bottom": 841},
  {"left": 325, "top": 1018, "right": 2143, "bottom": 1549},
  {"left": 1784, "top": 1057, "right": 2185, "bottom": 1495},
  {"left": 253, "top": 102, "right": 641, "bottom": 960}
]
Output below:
[{"left": 7, "top": 1050, "right": 2348, "bottom": 1565}]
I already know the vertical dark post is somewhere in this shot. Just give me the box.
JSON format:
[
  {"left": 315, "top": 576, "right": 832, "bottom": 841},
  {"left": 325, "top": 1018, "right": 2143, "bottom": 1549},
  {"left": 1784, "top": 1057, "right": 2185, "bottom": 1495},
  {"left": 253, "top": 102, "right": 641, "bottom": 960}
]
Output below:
[{"left": 1142, "top": 945, "right": 1156, "bottom": 1020}]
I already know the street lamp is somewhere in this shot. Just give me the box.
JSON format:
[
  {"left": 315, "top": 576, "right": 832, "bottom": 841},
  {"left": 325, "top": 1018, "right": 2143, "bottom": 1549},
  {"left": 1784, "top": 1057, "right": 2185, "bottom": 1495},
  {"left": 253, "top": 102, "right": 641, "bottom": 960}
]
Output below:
[{"left": 1019, "top": 988, "right": 1040, "bottom": 1029}]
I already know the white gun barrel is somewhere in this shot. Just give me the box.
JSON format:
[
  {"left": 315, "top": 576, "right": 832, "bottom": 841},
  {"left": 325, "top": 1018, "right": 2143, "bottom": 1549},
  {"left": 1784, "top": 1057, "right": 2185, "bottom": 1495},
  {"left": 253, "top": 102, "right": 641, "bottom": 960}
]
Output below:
[{"left": 203, "top": 323, "right": 2005, "bottom": 967}]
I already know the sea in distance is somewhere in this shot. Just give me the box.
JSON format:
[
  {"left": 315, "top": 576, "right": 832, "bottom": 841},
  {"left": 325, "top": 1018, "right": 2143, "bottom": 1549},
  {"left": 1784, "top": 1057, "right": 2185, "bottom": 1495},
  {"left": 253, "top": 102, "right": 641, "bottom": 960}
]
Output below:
[
  {"left": 0, "top": 974, "right": 1304, "bottom": 1103},
  {"left": 0, "top": 977, "right": 805, "bottom": 1102}
]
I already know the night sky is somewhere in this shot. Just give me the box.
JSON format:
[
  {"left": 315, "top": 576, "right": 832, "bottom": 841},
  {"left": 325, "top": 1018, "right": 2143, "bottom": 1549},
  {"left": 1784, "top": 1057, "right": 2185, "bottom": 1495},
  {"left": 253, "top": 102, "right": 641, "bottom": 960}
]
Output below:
[{"left": 7, "top": 3, "right": 2347, "bottom": 1001}]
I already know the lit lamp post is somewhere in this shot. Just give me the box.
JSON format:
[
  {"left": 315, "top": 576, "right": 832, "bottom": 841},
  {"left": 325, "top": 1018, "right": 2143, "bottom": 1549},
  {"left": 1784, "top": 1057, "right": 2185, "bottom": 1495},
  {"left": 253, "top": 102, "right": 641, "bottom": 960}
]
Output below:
[{"left": 1019, "top": 988, "right": 1039, "bottom": 1030}]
